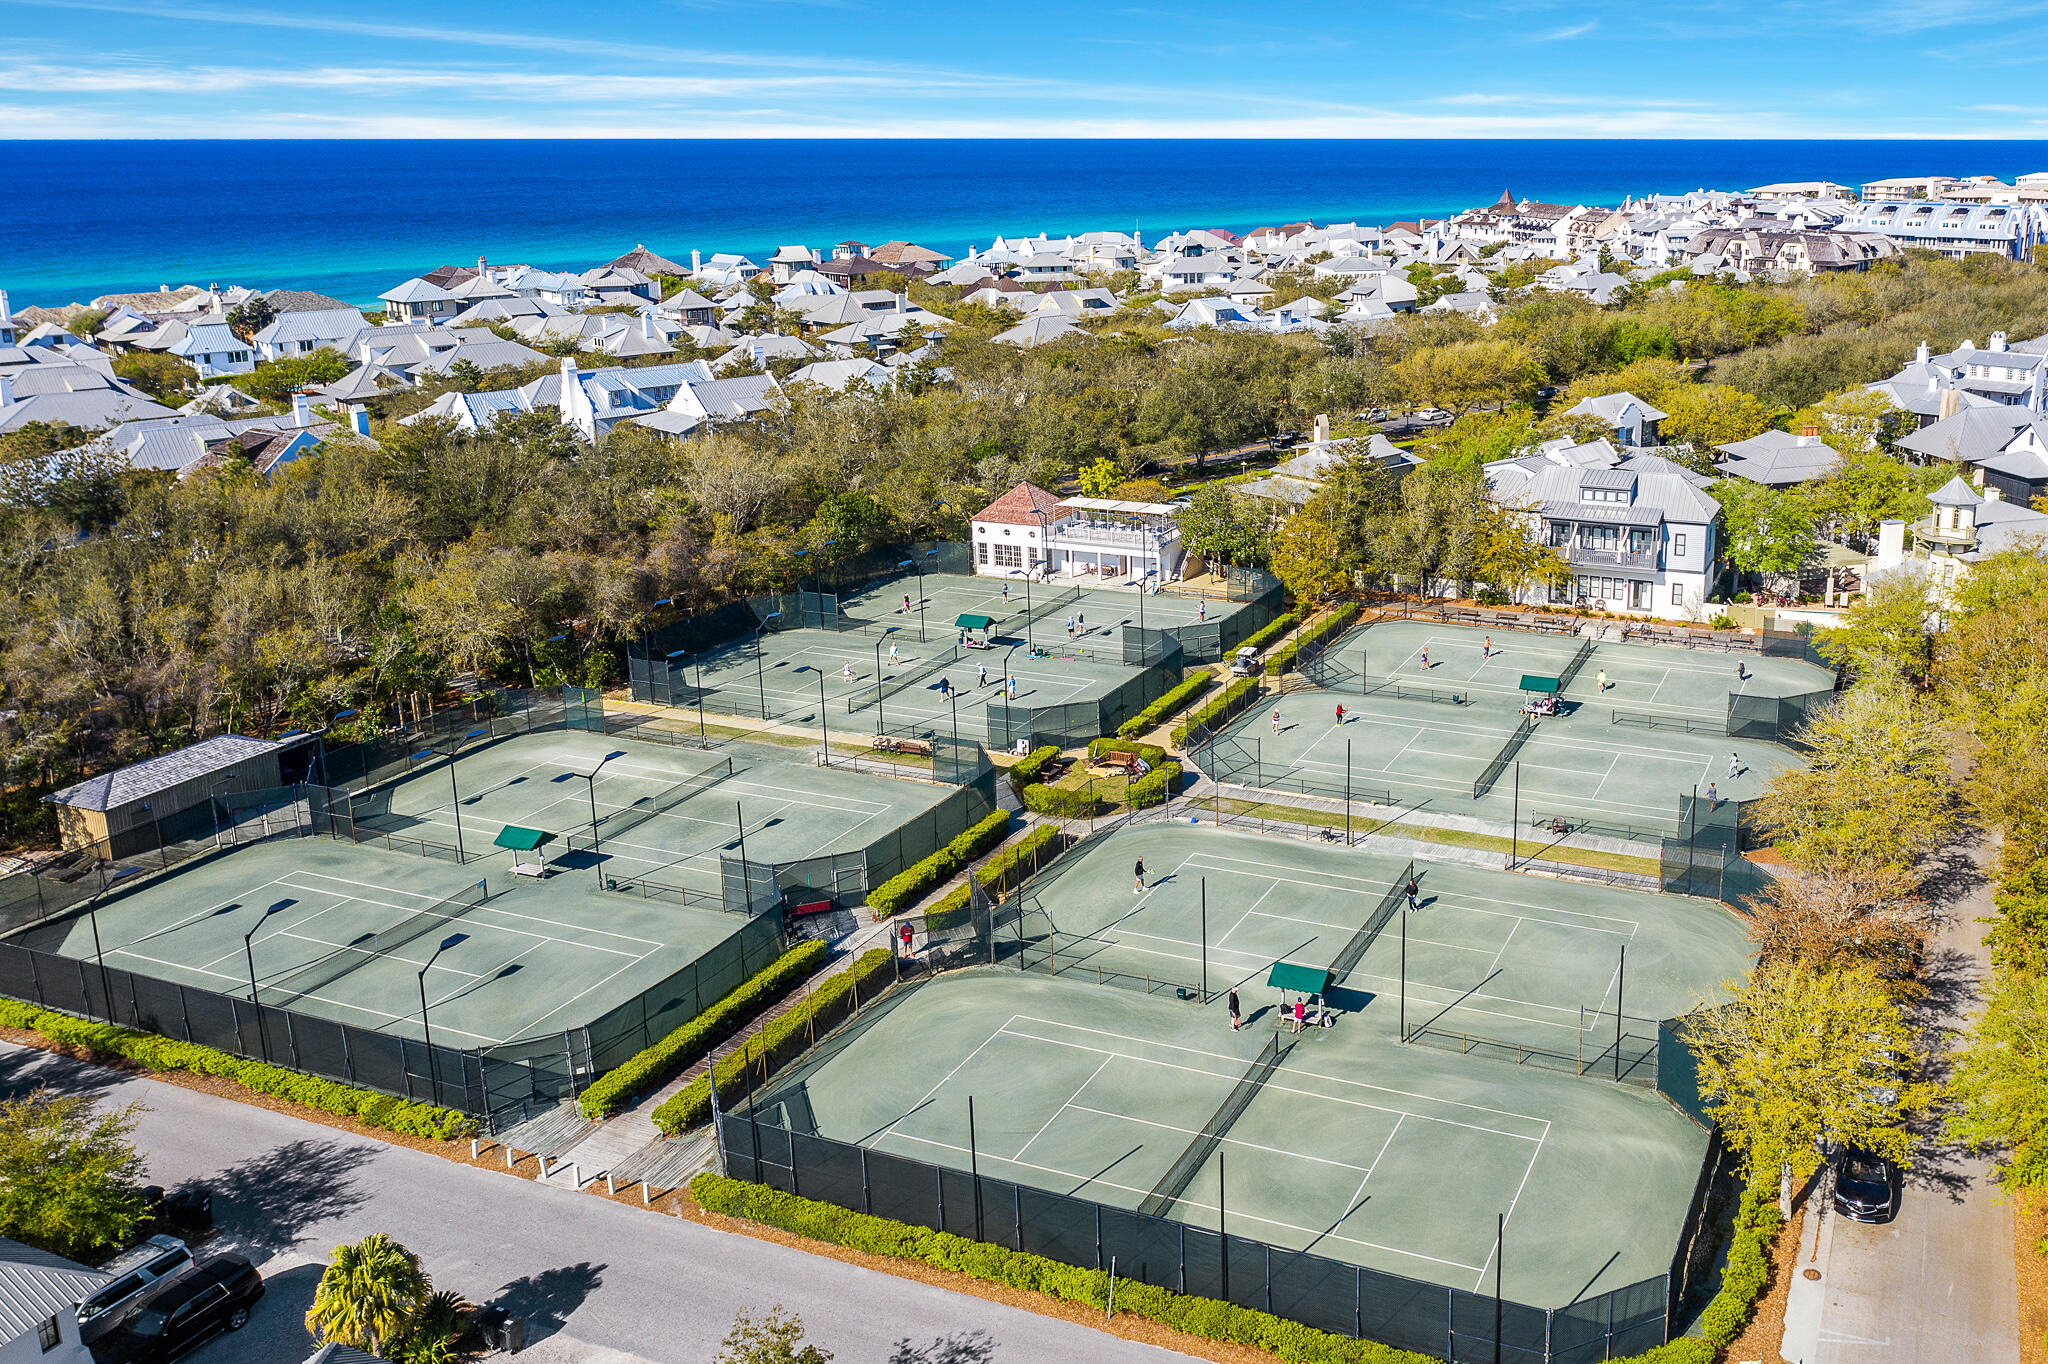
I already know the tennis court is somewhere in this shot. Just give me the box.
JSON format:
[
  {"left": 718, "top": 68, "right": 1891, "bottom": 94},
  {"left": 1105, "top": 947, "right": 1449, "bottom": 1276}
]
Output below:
[
  {"left": 358, "top": 730, "right": 960, "bottom": 902},
  {"left": 1007, "top": 823, "right": 1749, "bottom": 1058},
  {"left": 677, "top": 570, "right": 1247, "bottom": 730},
  {"left": 752, "top": 965, "right": 1717, "bottom": 1308},
  {"left": 1324, "top": 619, "right": 1833, "bottom": 725},
  {"left": 24, "top": 835, "right": 744, "bottom": 1050}
]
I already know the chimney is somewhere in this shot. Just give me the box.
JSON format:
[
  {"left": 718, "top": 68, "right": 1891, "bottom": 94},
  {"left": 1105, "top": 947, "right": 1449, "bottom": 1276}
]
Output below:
[
  {"left": 1915, "top": 340, "right": 1930, "bottom": 364},
  {"left": 1984, "top": 485, "right": 2003, "bottom": 502},
  {"left": 1990, "top": 331, "right": 2008, "bottom": 352},
  {"left": 349, "top": 407, "right": 370, "bottom": 437},
  {"left": 290, "top": 390, "right": 312, "bottom": 427},
  {"left": 1876, "top": 518, "right": 1906, "bottom": 571},
  {"left": 0, "top": 289, "right": 10, "bottom": 323},
  {"left": 1798, "top": 424, "right": 1820, "bottom": 445},
  {"left": 477, "top": 255, "right": 488, "bottom": 279},
  {"left": 1960, "top": 338, "right": 1976, "bottom": 352},
  {"left": 642, "top": 311, "right": 656, "bottom": 340},
  {"left": 1313, "top": 413, "right": 1331, "bottom": 443},
  {"left": 560, "top": 354, "right": 579, "bottom": 385},
  {"left": 0, "top": 373, "right": 13, "bottom": 409},
  {"left": 1939, "top": 388, "right": 1963, "bottom": 421},
  {"left": 691, "top": 249, "right": 702, "bottom": 273}
]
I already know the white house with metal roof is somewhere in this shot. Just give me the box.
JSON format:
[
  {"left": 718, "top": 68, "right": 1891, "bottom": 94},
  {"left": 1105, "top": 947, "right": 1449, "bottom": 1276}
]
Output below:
[
  {"left": 251, "top": 307, "right": 370, "bottom": 362},
  {"left": 1564, "top": 391, "right": 1667, "bottom": 447},
  {"left": 168, "top": 321, "right": 254, "bottom": 378},
  {"left": 1486, "top": 450, "right": 1721, "bottom": 617},
  {"left": 1871, "top": 473, "right": 2048, "bottom": 602},
  {"left": 0, "top": 1237, "right": 106, "bottom": 1363},
  {"left": 377, "top": 276, "right": 460, "bottom": 324}
]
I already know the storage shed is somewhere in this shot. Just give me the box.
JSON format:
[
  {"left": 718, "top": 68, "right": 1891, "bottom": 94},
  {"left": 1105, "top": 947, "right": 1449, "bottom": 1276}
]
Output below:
[{"left": 43, "top": 734, "right": 294, "bottom": 858}]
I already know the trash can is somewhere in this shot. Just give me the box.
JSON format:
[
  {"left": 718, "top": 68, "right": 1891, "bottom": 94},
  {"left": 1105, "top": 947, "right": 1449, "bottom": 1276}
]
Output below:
[{"left": 500, "top": 1314, "right": 526, "bottom": 1354}]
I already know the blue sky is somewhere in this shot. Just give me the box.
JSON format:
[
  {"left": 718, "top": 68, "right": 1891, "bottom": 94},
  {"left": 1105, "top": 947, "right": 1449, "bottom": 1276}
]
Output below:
[{"left": 2, "top": 0, "right": 2046, "bottom": 139}]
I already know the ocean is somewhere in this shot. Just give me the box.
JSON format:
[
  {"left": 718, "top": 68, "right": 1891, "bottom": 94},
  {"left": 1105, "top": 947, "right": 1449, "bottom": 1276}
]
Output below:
[{"left": 3, "top": 139, "right": 2045, "bottom": 309}]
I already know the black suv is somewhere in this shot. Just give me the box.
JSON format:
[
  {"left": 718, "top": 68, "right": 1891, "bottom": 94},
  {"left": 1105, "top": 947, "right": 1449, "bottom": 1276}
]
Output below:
[
  {"left": 1832, "top": 1147, "right": 1900, "bottom": 1224},
  {"left": 91, "top": 1253, "right": 263, "bottom": 1363}
]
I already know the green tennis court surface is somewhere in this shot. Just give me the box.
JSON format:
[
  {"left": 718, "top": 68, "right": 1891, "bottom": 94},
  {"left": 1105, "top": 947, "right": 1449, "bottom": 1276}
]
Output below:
[
  {"left": 753, "top": 822, "right": 1746, "bottom": 1306},
  {"left": 680, "top": 573, "right": 1246, "bottom": 730},
  {"left": 23, "top": 836, "right": 743, "bottom": 1049},
  {"left": 1210, "top": 619, "right": 1829, "bottom": 833},
  {"left": 360, "top": 730, "right": 959, "bottom": 901}
]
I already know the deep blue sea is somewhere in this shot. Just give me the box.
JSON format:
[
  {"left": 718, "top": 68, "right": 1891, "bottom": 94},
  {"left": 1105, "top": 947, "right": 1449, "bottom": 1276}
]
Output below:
[{"left": 4, "top": 139, "right": 2046, "bottom": 308}]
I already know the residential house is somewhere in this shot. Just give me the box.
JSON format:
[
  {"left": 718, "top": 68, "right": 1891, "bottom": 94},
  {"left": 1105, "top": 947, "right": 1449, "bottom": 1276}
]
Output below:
[
  {"left": 714, "top": 335, "right": 822, "bottom": 372},
  {"left": 579, "top": 266, "right": 658, "bottom": 304},
  {"left": 169, "top": 322, "right": 254, "bottom": 378},
  {"left": 655, "top": 288, "right": 720, "bottom": 327},
  {"left": 969, "top": 481, "right": 1188, "bottom": 583},
  {"left": 991, "top": 315, "right": 1082, "bottom": 348},
  {"left": 604, "top": 244, "right": 692, "bottom": 278},
  {"left": 1713, "top": 428, "right": 1843, "bottom": 486},
  {"left": 1564, "top": 391, "right": 1666, "bottom": 446},
  {"left": 1747, "top": 181, "right": 1855, "bottom": 202},
  {"left": 499, "top": 268, "right": 591, "bottom": 309},
  {"left": 867, "top": 241, "right": 953, "bottom": 270},
  {"left": 1870, "top": 474, "right": 2048, "bottom": 602},
  {"left": 0, "top": 289, "right": 14, "bottom": 347},
  {"left": 1841, "top": 201, "right": 2048, "bottom": 261},
  {"left": 768, "top": 246, "right": 822, "bottom": 284},
  {"left": 1485, "top": 450, "right": 1721, "bottom": 617},
  {"left": 377, "top": 277, "right": 460, "bottom": 324},
  {"left": 1896, "top": 405, "right": 2048, "bottom": 505},
  {"left": 786, "top": 358, "right": 892, "bottom": 391},
  {"left": 250, "top": 307, "right": 369, "bottom": 362},
  {"left": 1241, "top": 431, "right": 1421, "bottom": 509},
  {"left": 0, "top": 364, "right": 174, "bottom": 433},
  {"left": 0, "top": 1236, "right": 107, "bottom": 1363},
  {"left": 63, "top": 398, "right": 334, "bottom": 477},
  {"left": 634, "top": 374, "right": 783, "bottom": 438},
  {"left": 694, "top": 254, "right": 762, "bottom": 288}
]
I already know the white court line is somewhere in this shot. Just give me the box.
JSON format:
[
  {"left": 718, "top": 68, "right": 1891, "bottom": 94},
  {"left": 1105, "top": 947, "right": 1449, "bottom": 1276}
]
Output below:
[
  {"left": 1062, "top": 1103, "right": 1374, "bottom": 1175},
  {"left": 1472, "top": 1124, "right": 1549, "bottom": 1292},
  {"left": 1212, "top": 881, "right": 1281, "bottom": 948},
  {"left": 871, "top": 1024, "right": 1018, "bottom": 1145},
  {"left": 882, "top": 1129, "right": 1490, "bottom": 1276},
  {"left": 1011, "top": 1054, "right": 1114, "bottom": 1163},
  {"left": 1000, "top": 1019, "right": 1548, "bottom": 1139}
]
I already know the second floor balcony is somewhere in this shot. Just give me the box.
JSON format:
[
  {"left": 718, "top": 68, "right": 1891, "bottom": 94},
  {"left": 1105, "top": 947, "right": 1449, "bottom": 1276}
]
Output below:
[{"left": 1553, "top": 539, "right": 1661, "bottom": 570}]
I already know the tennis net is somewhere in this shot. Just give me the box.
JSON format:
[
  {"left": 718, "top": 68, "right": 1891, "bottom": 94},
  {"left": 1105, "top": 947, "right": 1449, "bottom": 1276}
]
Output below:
[
  {"left": 1611, "top": 709, "right": 1719, "bottom": 735},
  {"left": 264, "top": 877, "right": 489, "bottom": 1007},
  {"left": 1137, "top": 1032, "right": 1288, "bottom": 1218},
  {"left": 1472, "top": 714, "right": 1536, "bottom": 798},
  {"left": 1329, "top": 858, "right": 1413, "bottom": 982},
  {"left": 848, "top": 644, "right": 962, "bottom": 713},
  {"left": 1363, "top": 679, "right": 1468, "bottom": 707},
  {"left": 1006, "top": 583, "right": 1083, "bottom": 638},
  {"left": 1557, "top": 638, "right": 1596, "bottom": 689},
  {"left": 593, "top": 757, "right": 737, "bottom": 843}
]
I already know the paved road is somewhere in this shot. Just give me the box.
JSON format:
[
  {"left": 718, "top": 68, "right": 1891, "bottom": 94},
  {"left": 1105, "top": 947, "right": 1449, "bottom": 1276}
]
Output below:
[
  {"left": 1, "top": 1043, "right": 1188, "bottom": 1364},
  {"left": 1809, "top": 839, "right": 2020, "bottom": 1363}
]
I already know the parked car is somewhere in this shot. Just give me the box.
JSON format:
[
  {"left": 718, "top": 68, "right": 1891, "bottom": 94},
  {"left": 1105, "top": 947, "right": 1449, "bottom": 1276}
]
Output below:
[
  {"left": 1361, "top": 407, "right": 1389, "bottom": 422},
  {"left": 1832, "top": 1147, "right": 1899, "bottom": 1224},
  {"left": 1535, "top": 385, "right": 1559, "bottom": 400},
  {"left": 1413, "top": 407, "right": 1452, "bottom": 422},
  {"left": 1230, "top": 646, "right": 1262, "bottom": 677},
  {"left": 91, "top": 1253, "right": 263, "bottom": 1363},
  {"left": 76, "top": 1237, "right": 193, "bottom": 1344},
  {"left": 1270, "top": 430, "right": 1301, "bottom": 450}
]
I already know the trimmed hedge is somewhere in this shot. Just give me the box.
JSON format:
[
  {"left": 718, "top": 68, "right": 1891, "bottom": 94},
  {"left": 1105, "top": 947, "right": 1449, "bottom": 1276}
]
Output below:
[
  {"left": 577, "top": 940, "right": 827, "bottom": 1121},
  {"left": 1116, "top": 674, "right": 1214, "bottom": 739},
  {"left": 1007, "top": 745, "right": 1061, "bottom": 797},
  {"left": 1127, "top": 761, "right": 1181, "bottom": 809},
  {"left": 1172, "top": 674, "right": 1261, "bottom": 745},
  {"left": 919, "top": 824, "right": 1064, "bottom": 924},
  {"left": 1021, "top": 783, "right": 1103, "bottom": 818},
  {"left": 868, "top": 808, "right": 1014, "bottom": 917},
  {"left": 1697, "top": 1178, "right": 1784, "bottom": 1348},
  {"left": 652, "top": 949, "right": 895, "bottom": 1135},
  {"left": 1088, "top": 737, "right": 1167, "bottom": 765},
  {"left": 691, "top": 1171, "right": 1743, "bottom": 1364},
  {"left": 0, "top": 999, "right": 473, "bottom": 1140},
  {"left": 1239, "top": 609, "right": 1300, "bottom": 655},
  {"left": 1266, "top": 602, "right": 1360, "bottom": 676}
]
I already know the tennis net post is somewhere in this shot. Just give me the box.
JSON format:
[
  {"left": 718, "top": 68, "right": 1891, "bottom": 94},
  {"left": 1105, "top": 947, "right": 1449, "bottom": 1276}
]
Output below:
[
  {"left": 1328, "top": 858, "right": 1413, "bottom": 982},
  {"left": 1136, "top": 1032, "right": 1288, "bottom": 1219},
  {"left": 1472, "top": 715, "right": 1536, "bottom": 799}
]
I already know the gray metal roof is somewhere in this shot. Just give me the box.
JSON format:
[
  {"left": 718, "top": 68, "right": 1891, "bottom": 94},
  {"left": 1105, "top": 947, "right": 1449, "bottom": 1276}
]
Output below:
[
  {"left": 45, "top": 734, "right": 284, "bottom": 812},
  {"left": 1579, "top": 469, "right": 1638, "bottom": 490},
  {"left": 0, "top": 1238, "right": 108, "bottom": 1341}
]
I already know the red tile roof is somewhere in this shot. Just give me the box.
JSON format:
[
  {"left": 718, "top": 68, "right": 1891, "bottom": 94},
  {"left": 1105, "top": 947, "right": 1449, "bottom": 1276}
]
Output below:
[{"left": 974, "top": 481, "right": 1067, "bottom": 526}]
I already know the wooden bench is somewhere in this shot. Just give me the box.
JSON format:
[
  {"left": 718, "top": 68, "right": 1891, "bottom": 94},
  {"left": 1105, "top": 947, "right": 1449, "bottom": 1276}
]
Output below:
[
  {"left": 1089, "top": 751, "right": 1149, "bottom": 777},
  {"left": 873, "top": 734, "right": 933, "bottom": 757}
]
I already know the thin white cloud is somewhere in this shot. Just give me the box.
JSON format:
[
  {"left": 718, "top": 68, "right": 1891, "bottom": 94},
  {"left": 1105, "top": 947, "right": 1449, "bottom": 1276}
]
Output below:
[{"left": 1531, "top": 20, "right": 1598, "bottom": 40}]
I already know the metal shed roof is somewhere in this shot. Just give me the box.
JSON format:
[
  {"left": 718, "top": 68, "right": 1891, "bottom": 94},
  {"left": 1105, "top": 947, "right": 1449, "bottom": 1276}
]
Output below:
[{"left": 43, "top": 734, "right": 286, "bottom": 813}]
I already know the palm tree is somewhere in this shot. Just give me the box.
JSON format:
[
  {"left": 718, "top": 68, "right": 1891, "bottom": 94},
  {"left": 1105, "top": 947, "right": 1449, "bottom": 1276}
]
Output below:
[{"left": 304, "top": 1233, "right": 431, "bottom": 1356}]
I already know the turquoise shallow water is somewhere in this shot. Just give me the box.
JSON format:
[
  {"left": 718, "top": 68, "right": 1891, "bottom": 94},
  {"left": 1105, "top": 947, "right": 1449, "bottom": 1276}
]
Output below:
[{"left": 3, "top": 138, "right": 2043, "bottom": 307}]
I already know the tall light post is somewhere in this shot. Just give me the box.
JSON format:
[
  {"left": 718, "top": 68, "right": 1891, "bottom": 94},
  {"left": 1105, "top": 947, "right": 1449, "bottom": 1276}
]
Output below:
[
  {"left": 243, "top": 899, "right": 294, "bottom": 1058},
  {"left": 753, "top": 611, "right": 782, "bottom": 720},
  {"left": 1008, "top": 570, "right": 1034, "bottom": 651},
  {"left": 412, "top": 727, "right": 489, "bottom": 864},
  {"left": 873, "top": 626, "right": 900, "bottom": 736},
  {"left": 569, "top": 750, "right": 628, "bottom": 856},
  {"left": 999, "top": 642, "right": 1021, "bottom": 748},
  {"left": 1134, "top": 567, "right": 1156, "bottom": 640},
  {"left": 418, "top": 932, "right": 470, "bottom": 1102},
  {"left": 797, "top": 666, "right": 830, "bottom": 764}
]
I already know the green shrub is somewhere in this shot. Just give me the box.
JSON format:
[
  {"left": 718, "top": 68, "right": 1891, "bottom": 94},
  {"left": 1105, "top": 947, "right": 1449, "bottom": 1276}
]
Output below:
[
  {"left": 867, "top": 809, "right": 1014, "bottom": 916},
  {"left": 1089, "top": 737, "right": 1168, "bottom": 765},
  {"left": 577, "top": 940, "right": 828, "bottom": 1120},
  {"left": 1697, "top": 1178, "right": 1784, "bottom": 1348},
  {"left": 652, "top": 950, "right": 895, "bottom": 1135},
  {"left": 1021, "top": 783, "right": 1102, "bottom": 818},
  {"left": 1005, "top": 745, "right": 1062, "bottom": 801},
  {"left": 919, "top": 824, "right": 1063, "bottom": 925},
  {"left": 1266, "top": 602, "right": 1360, "bottom": 675},
  {"left": 690, "top": 1170, "right": 1736, "bottom": 1364},
  {"left": 1127, "top": 762, "right": 1181, "bottom": 809},
  {"left": 1172, "top": 675, "right": 1261, "bottom": 744},
  {"left": 1117, "top": 674, "right": 1214, "bottom": 738},
  {"left": 0, "top": 999, "right": 472, "bottom": 1140},
  {"left": 1239, "top": 610, "right": 1299, "bottom": 655}
]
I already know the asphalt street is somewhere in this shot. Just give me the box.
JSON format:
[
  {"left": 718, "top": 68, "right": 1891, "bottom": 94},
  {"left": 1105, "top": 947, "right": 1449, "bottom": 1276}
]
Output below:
[{"left": 1, "top": 1042, "right": 1189, "bottom": 1364}]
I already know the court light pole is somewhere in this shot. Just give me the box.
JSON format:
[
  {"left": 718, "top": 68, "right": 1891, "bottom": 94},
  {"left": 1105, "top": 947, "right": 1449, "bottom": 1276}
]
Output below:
[
  {"left": 1009, "top": 569, "right": 1034, "bottom": 652},
  {"left": 570, "top": 750, "right": 628, "bottom": 854},
  {"left": 797, "top": 665, "right": 830, "bottom": 764},
  {"left": 1493, "top": 1213, "right": 1503, "bottom": 1364},
  {"left": 753, "top": 611, "right": 782, "bottom": 720},
  {"left": 898, "top": 557, "right": 927, "bottom": 641},
  {"left": 412, "top": 727, "right": 489, "bottom": 865},
  {"left": 418, "top": 932, "right": 471, "bottom": 1101},
  {"left": 243, "top": 900, "right": 293, "bottom": 1059},
  {"left": 872, "top": 627, "right": 900, "bottom": 737}
]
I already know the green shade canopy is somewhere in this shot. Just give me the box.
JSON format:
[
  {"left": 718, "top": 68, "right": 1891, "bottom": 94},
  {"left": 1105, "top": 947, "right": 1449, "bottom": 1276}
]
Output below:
[
  {"left": 955, "top": 613, "right": 996, "bottom": 629},
  {"left": 1520, "top": 674, "right": 1562, "bottom": 694},
  {"left": 493, "top": 825, "right": 554, "bottom": 852},
  {"left": 1267, "top": 962, "right": 1331, "bottom": 994}
]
